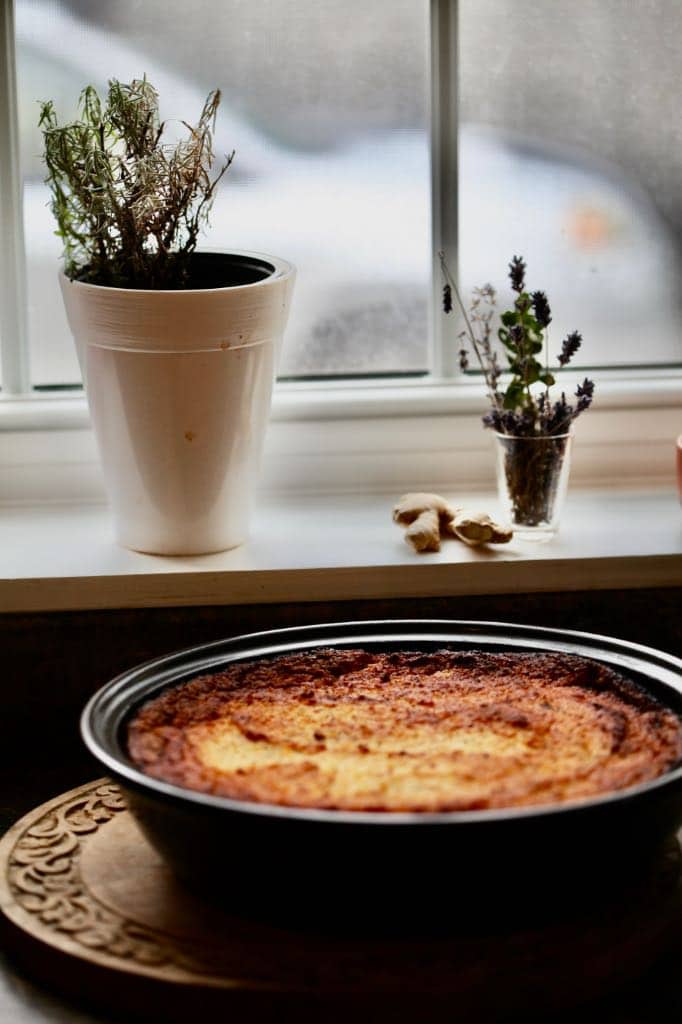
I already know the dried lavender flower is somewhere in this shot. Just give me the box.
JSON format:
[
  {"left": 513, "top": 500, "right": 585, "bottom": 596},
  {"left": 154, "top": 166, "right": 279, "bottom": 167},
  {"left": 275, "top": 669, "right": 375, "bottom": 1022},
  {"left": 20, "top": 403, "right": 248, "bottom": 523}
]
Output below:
[
  {"left": 438, "top": 250, "right": 504, "bottom": 412},
  {"left": 575, "top": 377, "right": 595, "bottom": 413},
  {"left": 531, "top": 290, "right": 552, "bottom": 328},
  {"left": 509, "top": 324, "right": 525, "bottom": 345},
  {"left": 501, "top": 410, "right": 530, "bottom": 435},
  {"left": 473, "top": 283, "right": 496, "bottom": 307},
  {"left": 482, "top": 409, "right": 503, "bottom": 431},
  {"left": 558, "top": 331, "right": 582, "bottom": 367},
  {"left": 489, "top": 351, "right": 502, "bottom": 387},
  {"left": 508, "top": 255, "right": 526, "bottom": 293},
  {"left": 555, "top": 393, "right": 569, "bottom": 417}
]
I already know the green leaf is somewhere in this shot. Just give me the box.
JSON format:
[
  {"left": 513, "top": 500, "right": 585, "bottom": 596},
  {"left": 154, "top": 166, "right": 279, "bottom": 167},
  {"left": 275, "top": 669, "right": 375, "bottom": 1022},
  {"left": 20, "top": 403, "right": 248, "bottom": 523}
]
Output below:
[
  {"left": 503, "top": 381, "right": 525, "bottom": 409},
  {"left": 540, "top": 372, "right": 556, "bottom": 387}
]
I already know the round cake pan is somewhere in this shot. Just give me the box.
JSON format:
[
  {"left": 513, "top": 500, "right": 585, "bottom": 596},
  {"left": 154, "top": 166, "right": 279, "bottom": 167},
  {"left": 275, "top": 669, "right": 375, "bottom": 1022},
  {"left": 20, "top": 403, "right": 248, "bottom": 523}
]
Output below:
[{"left": 81, "top": 620, "right": 682, "bottom": 926}]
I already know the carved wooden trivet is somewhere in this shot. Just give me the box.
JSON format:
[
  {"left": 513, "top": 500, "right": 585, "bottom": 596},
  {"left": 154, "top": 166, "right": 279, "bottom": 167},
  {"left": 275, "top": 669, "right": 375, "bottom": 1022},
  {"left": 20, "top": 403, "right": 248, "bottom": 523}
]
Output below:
[{"left": 1, "top": 779, "right": 682, "bottom": 1021}]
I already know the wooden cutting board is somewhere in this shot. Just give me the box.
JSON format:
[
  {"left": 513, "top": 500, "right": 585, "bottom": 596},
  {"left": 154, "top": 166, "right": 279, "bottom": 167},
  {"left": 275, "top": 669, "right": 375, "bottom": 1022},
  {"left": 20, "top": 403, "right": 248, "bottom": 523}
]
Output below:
[{"left": 1, "top": 779, "right": 681, "bottom": 1022}]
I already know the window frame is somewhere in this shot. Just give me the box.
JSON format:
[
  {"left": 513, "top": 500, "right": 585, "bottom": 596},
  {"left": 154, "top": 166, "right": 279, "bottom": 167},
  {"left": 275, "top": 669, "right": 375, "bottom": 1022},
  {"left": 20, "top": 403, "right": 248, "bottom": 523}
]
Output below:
[
  {"left": 0, "top": 0, "right": 680, "bottom": 505},
  {"left": 0, "top": 0, "right": 29, "bottom": 395}
]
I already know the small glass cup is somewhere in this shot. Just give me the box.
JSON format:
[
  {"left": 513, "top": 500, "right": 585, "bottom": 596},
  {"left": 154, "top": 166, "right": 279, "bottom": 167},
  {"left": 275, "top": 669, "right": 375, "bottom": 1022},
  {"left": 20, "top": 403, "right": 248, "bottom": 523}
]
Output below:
[{"left": 495, "top": 432, "right": 573, "bottom": 541}]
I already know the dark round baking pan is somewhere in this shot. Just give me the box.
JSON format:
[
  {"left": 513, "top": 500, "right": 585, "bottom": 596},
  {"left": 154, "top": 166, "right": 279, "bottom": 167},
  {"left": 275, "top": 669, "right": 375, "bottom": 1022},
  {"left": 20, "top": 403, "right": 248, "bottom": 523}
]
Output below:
[{"left": 81, "top": 620, "right": 682, "bottom": 929}]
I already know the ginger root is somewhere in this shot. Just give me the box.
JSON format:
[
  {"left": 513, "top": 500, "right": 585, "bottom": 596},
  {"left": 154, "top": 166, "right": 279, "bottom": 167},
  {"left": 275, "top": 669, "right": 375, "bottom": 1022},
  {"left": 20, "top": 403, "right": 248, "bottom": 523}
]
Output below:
[
  {"left": 392, "top": 492, "right": 455, "bottom": 552},
  {"left": 446, "top": 509, "right": 513, "bottom": 547},
  {"left": 393, "top": 492, "right": 512, "bottom": 553}
]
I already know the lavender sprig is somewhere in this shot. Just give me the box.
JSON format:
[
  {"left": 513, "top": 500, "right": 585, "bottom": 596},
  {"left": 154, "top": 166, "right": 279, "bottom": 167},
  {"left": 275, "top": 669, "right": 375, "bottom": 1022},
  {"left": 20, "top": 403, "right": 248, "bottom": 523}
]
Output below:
[
  {"left": 575, "top": 377, "right": 595, "bottom": 413},
  {"left": 558, "top": 330, "right": 582, "bottom": 367},
  {"left": 531, "top": 291, "right": 552, "bottom": 329},
  {"left": 438, "top": 252, "right": 503, "bottom": 413},
  {"left": 509, "top": 255, "right": 526, "bottom": 294},
  {"left": 440, "top": 253, "right": 596, "bottom": 437}
]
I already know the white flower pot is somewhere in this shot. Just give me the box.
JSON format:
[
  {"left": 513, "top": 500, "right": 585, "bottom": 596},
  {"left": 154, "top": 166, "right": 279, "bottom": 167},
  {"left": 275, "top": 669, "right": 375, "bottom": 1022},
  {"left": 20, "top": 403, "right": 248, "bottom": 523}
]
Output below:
[{"left": 60, "top": 251, "right": 295, "bottom": 555}]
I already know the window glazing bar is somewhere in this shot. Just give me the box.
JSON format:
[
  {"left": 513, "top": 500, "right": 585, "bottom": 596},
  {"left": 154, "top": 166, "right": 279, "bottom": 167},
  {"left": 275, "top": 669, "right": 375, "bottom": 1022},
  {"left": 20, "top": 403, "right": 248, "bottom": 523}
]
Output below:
[
  {"left": 429, "top": 0, "right": 459, "bottom": 380},
  {"left": 0, "top": 0, "right": 30, "bottom": 394}
]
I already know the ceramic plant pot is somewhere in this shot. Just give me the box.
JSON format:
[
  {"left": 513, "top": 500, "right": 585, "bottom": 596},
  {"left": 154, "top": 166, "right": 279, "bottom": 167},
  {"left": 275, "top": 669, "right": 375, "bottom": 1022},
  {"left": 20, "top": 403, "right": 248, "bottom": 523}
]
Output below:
[{"left": 61, "top": 251, "right": 295, "bottom": 555}]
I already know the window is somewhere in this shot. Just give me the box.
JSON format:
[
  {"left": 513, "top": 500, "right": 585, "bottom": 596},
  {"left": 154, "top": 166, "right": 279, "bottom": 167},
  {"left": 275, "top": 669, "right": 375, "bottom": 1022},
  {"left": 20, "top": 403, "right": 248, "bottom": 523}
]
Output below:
[
  {"left": 458, "top": 0, "right": 682, "bottom": 370},
  {"left": 14, "top": 0, "right": 431, "bottom": 386},
  {"left": 0, "top": 1, "right": 680, "bottom": 500}
]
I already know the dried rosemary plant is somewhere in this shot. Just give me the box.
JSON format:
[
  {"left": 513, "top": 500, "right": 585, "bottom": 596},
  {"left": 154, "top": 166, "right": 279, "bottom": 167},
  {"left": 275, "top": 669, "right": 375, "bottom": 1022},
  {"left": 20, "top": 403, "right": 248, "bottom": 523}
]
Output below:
[
  {"left": 39, "top": 77, "right": 233, "bottom": 289},
  {"left": 440, "top": 254, "right": 596, "bottom": 528}
]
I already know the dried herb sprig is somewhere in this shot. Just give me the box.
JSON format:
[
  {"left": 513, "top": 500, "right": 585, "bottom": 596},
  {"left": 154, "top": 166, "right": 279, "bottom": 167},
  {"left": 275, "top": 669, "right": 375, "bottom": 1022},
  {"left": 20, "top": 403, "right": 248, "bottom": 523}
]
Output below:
[
  {"left": 439, "top": 252, "right": 503, "bottom": 415},
  {"left": 40, "top": 77, "right": 233, "bottom": 289},
  {"left": 441, "top": 253, "right": 595, "bottom": 437},
  {"left": 558, "top": 331, "right": 582, "bottom": 366}
]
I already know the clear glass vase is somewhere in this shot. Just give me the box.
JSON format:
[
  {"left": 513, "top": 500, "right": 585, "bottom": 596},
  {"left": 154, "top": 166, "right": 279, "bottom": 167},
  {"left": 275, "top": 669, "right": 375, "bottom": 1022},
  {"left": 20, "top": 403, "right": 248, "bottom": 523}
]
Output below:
[{"left": 494, "top": 432, "right": 573, "bottom": 541}]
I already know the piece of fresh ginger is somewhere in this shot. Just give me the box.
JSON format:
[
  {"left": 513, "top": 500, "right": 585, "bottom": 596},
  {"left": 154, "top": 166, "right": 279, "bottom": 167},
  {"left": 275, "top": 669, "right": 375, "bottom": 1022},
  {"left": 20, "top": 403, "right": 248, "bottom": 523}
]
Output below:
[
  {"left": 391, "top": 492, "right": 454, "bottom": 552},
  {"left": 392, "top": 492, "right": 512, "bottom": 552}
]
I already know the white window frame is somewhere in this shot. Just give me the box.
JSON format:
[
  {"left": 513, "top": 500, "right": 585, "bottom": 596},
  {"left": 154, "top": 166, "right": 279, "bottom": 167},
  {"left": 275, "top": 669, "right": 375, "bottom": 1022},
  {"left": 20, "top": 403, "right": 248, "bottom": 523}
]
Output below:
[{"left": 0, "top": 0, "right": 680, "bottom": 505}]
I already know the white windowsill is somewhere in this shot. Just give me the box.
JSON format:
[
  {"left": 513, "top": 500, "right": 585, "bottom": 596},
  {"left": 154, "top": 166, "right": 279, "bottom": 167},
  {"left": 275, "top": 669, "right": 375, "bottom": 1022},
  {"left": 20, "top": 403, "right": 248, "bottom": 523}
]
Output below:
[{"left": 1, "top": 486, "right": 679, "bottom": 614}]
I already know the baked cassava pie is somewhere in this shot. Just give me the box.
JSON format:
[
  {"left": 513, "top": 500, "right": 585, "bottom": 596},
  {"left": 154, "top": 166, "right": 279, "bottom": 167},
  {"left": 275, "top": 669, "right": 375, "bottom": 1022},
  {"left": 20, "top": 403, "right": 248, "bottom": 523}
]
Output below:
[{"left": 127, "top": 648, "right": 682, "bottom": 812}]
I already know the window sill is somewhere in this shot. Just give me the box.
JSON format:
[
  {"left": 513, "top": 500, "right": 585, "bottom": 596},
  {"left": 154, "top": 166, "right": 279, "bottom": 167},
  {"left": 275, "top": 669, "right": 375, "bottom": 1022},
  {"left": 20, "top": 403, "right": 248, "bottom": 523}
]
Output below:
[{"left": 0, "top": 486, "right": 679, "bottom": 614}]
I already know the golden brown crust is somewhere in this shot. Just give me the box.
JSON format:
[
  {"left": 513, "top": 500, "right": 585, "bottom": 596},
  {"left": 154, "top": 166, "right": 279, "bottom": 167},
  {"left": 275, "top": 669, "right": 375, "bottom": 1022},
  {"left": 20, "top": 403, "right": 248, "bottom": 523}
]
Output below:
[{"left": 127, "top": 649, "right": 682, "bottom": 812}]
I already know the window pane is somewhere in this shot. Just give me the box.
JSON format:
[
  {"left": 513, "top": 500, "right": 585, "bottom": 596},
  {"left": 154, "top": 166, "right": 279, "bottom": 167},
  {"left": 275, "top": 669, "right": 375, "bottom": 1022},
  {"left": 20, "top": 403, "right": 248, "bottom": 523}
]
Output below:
[
  {"left": 459, "top": 0, "right": 682, "bottom": 368},
  {"left": 16, "top": 0, "right": 430, "bottom": 386}
]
